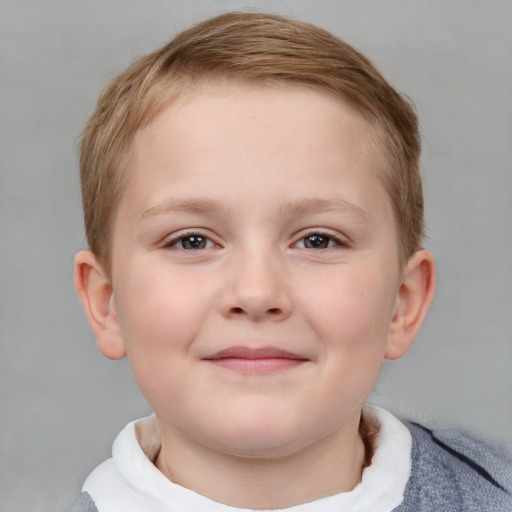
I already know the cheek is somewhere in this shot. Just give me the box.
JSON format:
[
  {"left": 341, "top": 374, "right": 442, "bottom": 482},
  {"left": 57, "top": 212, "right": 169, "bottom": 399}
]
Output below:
[
  {"left": 112, "top": 264, "right": 216, "bottom": 388},
  {"left": 116, "top": 262, "right": 213, "bottom": 340},
  {"left": 299, "top": 264, "right": 396, "bottom": 354},
  {"left": 291, "top": 267, "right": 397, "bottom": 437}
]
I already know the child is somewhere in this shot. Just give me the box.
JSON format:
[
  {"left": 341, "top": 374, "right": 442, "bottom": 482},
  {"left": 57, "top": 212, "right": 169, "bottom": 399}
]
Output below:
[{"left": 71, "top": 12, "right": 511, "bottom": 512}]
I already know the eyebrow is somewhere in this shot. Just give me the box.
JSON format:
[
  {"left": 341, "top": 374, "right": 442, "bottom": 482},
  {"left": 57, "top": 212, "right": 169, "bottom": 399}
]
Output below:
[
  {"left": 140, "top": 196, "right": 373, "bottom": 225},
  {"left": 139, "top": 197, "right": 230, "bottom": 221},
  {"left": 279, "top": 198, "right": 374, "bottom": 225}
]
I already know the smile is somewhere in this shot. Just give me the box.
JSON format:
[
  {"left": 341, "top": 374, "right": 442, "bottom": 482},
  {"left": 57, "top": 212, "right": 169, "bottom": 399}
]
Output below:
[{"left": 203, "top": 346, "right": 309, "bottom": 373}]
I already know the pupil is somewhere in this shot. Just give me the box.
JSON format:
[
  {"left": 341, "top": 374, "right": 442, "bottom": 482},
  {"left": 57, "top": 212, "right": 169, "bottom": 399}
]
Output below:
[
  {"left": 183, "top": 236, "right": 205, "bottom": 249},
  {"left": 306, "top": 235, "right": 328, "bottom": 248}
]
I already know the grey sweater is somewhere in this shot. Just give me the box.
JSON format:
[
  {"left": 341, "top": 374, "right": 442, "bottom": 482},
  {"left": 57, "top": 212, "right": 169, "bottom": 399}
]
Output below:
[{"left": 71, "top": 423, "right": 512, "bottom": 511}]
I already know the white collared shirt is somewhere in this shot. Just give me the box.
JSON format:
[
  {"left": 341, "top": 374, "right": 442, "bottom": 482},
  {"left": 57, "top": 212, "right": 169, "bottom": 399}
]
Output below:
[{"left": 83, "top": 406, "right": 412, "bottom": 512}]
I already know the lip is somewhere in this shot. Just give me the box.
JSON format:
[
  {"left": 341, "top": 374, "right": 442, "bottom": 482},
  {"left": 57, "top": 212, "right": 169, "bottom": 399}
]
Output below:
[{"left": 203, "top": 346, "right": 309, "bottom": 373}]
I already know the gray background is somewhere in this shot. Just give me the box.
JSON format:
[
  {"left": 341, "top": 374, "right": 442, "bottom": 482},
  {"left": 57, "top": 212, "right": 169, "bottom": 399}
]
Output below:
[{"left": 1, "top": 1, "right": 511, "bottom": 511}]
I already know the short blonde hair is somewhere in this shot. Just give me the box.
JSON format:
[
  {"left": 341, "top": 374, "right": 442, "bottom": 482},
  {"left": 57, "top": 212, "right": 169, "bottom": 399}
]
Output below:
[{"left": 80, "top": 12, "right": 423, "bottom": 271}]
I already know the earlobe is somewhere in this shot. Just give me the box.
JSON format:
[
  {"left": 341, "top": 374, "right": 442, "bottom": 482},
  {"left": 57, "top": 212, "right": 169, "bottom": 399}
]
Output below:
[
  {"left": 385, "top": 249, "right": 436, "bottom": 360},
  {"left": 74, "top": 250, "right": 127, "bottom": 360}
]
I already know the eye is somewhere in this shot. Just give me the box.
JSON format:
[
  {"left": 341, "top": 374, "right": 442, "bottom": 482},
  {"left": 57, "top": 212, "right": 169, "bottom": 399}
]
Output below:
[
  {"left": 295, "top": 233, "right": 345, "bottom": 249},
  {"left": 166, "top": 233, "right": 215, "bottom": 250}
]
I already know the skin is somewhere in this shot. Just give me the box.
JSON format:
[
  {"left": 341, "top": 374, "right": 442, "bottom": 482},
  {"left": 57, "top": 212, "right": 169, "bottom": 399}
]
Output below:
[{"left": 75, "top": 84, "right": 435, "bottom": 508}]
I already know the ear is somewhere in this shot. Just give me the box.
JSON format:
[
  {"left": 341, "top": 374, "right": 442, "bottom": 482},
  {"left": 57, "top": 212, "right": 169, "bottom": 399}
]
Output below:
[
  {"left": 74, "top": 250, "right": 127, "bottom": 360},
  {"left": 385, "top": 249, "right": 436, "bottom": 360}
]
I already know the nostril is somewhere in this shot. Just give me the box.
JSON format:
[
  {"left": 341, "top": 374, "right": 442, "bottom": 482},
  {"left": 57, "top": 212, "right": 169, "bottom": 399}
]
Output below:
[{"left": 229, "top": 306, "right": 282, "bottom": 316}]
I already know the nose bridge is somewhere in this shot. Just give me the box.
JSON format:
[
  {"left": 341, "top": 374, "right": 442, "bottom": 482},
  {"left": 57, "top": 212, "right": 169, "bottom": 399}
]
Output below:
[{"left": 220, "top": 241, "right": 292, "bottom": 321}]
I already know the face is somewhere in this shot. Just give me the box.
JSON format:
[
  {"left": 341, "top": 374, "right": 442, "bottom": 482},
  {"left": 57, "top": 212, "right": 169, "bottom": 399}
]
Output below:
[{"left": 109, "top": 85, "right": 403, "bottom": 458}]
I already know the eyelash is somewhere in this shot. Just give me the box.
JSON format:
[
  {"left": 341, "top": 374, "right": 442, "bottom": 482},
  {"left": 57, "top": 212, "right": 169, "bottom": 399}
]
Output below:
[
  {"left": 163, "top": 230, "right": 349, "bottom": 251},
  {"left": 294, "top": 231, "right": 350, "bottom": 250},
  {"left": 163, "top": 231, "right": 217, "bottom": 250}
]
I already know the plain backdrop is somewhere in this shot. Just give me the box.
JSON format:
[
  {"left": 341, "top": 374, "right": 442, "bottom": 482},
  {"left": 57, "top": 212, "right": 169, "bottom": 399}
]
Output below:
[{"left": 1, "top": 1, "right": 511, "bottom": 511}]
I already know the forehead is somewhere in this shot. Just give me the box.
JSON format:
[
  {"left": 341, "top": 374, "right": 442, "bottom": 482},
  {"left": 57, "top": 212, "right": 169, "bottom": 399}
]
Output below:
[
  {"left": 122, "top": 84, "right": 390, "bottom": 219},
  {"left": 132, "top": 83, "right": 384, "bottom": 177}
]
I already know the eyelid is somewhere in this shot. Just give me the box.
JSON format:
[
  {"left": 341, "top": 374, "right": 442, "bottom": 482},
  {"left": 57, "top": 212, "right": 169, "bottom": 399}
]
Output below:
[
  {"left": 291, "top": 229, "right": 351, "bottom": 249},
  {"left": 162, "top": 229, "right": 220, "bottom": 249}
]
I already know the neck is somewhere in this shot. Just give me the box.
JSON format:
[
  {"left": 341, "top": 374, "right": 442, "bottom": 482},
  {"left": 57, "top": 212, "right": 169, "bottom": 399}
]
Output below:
[{"left": 155, "top": 416, "right": 366, "bottom": 509}]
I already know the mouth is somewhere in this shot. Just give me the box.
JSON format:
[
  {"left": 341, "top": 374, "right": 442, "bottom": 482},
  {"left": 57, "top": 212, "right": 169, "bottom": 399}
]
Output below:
[{"left": 203, "top": 346, "right": 309, "bottom": 373}]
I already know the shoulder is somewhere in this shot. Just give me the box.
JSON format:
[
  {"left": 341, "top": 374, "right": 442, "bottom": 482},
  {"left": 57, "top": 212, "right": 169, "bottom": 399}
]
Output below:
[
  {"left": 69, "top": 417, "right": 166, "bottom": 512},
  {"left": 396, "top": 422, "right": 512, "bottom": 512}
]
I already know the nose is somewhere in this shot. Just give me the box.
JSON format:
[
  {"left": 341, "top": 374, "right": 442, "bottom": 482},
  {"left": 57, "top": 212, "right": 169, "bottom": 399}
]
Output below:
[{"left": 218, "top": 248, "right": 293, "bottom": 322}]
